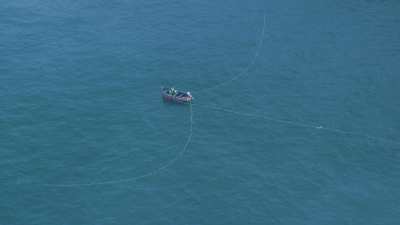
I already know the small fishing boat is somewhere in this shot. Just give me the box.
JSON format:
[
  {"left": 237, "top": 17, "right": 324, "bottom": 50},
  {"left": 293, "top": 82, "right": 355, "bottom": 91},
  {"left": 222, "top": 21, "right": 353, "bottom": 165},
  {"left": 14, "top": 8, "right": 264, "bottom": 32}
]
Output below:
[{"left": 161, "top": 87, "right": 193, "bottom": 104}]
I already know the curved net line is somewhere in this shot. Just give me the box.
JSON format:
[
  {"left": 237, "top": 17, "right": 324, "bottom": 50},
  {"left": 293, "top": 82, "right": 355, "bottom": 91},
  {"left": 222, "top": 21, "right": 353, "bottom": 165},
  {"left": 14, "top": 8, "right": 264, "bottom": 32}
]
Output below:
[
  {"left": 198, "top": 104, "right": 400, "bottom": 146},
  {"left": 27, "top": 14, "right": 268, "bottom": 188},
  {"left": 191, "top": 13, "right": 399, "bottom": 147},
  {"left": 195, "top": 14, "right": 267, "bottom": 94},
  {"left": 41, "top": 104, "right": 193, "bottom": 188}
]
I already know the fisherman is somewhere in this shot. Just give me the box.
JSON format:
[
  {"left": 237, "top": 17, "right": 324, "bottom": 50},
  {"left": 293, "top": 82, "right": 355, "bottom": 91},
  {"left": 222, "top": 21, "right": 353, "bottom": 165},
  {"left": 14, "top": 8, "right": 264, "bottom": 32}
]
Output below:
[{"left": 171, "top": 87, "right": 176, "bottom": 95}]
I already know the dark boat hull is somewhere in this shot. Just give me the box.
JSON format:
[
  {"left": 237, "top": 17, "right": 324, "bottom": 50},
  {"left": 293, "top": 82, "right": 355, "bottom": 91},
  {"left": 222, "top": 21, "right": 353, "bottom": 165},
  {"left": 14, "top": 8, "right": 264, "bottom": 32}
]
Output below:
[{"left": 161, "top": 88, "right": 193, "bottom": 104}]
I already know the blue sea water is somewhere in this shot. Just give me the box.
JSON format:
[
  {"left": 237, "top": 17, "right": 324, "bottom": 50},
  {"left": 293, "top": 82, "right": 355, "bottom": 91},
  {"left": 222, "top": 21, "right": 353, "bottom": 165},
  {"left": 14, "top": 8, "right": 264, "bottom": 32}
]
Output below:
[{"left": 1, "top": 0, "right": 400, "bottom": 224}]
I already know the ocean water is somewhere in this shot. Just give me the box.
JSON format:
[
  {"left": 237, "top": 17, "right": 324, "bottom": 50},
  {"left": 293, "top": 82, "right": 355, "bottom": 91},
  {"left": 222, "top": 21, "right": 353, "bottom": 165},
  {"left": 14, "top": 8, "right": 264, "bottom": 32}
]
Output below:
[{"left": 1, "top": 0, "right": 400, "bottom": 224}]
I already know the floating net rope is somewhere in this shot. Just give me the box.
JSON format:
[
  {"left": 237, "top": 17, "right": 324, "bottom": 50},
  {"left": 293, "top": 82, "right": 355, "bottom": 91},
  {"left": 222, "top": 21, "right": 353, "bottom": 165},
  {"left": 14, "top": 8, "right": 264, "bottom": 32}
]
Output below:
[
  {"left": 42, "top": 104, "right": 193, "bottom": 188},
  {"left": 39, "top": 14, "right": 269, "bottom": 188},
  {"left": 191, "top": 12, "right": 399, "bottom": 147},
  {"left": 195, "top": 14, "right": 267, "bottom": 94},
  {"left": 197, "top": 104, "right": 400, "bottom": 146}
]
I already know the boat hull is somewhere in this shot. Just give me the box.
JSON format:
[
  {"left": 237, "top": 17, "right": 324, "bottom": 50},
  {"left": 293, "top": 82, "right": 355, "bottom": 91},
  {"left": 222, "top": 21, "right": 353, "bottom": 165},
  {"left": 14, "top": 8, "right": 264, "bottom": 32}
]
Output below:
[{"left": 161, "top": 88, "right": 193, "bottom": 104}]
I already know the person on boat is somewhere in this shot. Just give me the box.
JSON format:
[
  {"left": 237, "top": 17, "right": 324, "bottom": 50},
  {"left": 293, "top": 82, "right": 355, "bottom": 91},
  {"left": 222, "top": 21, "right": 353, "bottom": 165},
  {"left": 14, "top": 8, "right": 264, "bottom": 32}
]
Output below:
[{"left": 170, "top": 87, "right": 176, "bottom": 95}]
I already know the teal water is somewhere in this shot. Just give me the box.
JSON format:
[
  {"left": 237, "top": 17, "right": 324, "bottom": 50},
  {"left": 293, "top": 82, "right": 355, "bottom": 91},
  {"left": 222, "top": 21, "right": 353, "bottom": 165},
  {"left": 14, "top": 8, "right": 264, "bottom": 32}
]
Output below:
[{"left": 1, "top": 0, "right": 400, "bottom": 224}]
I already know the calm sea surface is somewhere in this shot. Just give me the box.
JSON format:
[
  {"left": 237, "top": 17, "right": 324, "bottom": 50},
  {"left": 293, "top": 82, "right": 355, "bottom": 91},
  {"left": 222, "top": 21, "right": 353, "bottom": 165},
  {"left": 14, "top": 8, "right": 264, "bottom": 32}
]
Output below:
[{"left": 1, "top": 0, "right": 400, "bottom": 224}]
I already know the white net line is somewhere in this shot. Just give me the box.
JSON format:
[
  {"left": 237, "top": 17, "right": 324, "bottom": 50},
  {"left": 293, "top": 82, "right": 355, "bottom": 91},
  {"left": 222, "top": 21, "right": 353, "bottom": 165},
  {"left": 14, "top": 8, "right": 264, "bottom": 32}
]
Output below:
[{"left": 42, "top": 104, "right": 193, "bottom": 188}]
